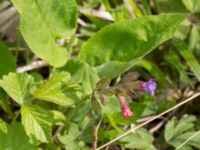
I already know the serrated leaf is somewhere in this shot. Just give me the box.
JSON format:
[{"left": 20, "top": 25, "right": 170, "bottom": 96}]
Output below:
[
  {"left": 0, "top": 73, "right": 33, "bottom": 105},
  {"left": 0, "top": 118, "right": 7, "bottom": 134},
  {"left": 174, "top": 40, "right": 200, "bottom": 81},
  {"left": 33, "top": 72, "right": 81, "bottom": 106},
  {"left": 21, "top": 105, "right": 53, "bottom": 143},
  {"left": 120, "top": 128, "right": 155, "bottom": 150},
  {"left": 164, "top": 115, "right": 199, "bottom": 149},
  {"left": 11, "top": 0, "right": 78, "bottom": 67},
  {"left": 0, "top": 42, "right": 16, "bottom": 78},
  {"left": 79, "top": 14, "right": 185, "bottom": 66},
  {"left": 60, "top": 60, "right": 99, "bottom": 94},
  {"left": 170, "top": 131, "right": 200, "bottom": 150},
  {"left": 165, "top": 115, "right": 196, "bottom": 142},
  {"left": 58, "top": 123, "right": 89, "bottom": 150},
  {"left": 0, "top": 123, "right": 38, "bottom": 150}
]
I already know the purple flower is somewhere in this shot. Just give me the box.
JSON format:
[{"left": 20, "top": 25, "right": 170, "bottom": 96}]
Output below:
[{"left": 139, "top": 79, "right": 157, "bottom": 96}]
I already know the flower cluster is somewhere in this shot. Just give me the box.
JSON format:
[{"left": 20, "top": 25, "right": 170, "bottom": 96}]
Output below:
[{"left": 117, "top": 79, "right": 157, "bottom": 119}]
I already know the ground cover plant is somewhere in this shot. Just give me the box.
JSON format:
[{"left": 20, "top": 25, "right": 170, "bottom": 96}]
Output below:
[{"left": 0, "top": 0, "right": 200, "bottom": 149}]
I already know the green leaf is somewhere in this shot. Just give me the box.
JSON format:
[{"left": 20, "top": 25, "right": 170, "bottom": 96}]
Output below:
[
  {"left": 0, "top": 123, "right": 38, "bottom": 150},
  {"left": 0, "top": 42, "right": 16, "bottom": 78},
  {"left": 103, "top": 96, "right": 146, "bottom": 126},
  {"left": 189, "top": 25, "right": 200, "bottom": 50},
  {"left": 21, "top": 105, "right": 53, "bottom": 143},
  {"left": 136, "top": 60, "right": 166, "bottom": 85},
  {"left": 0, "top": 89, "right": 13, "bottom": 116},
  {"left": 164, "top": 115, "right": 200, "bottom": 149},
  {"left": 82, "top": 13, "right": 109, "bottom": 29},
  {"left": 51, "top": 110, "right": 67, "bottom": 125},
  {"left": 174, "top": 40, "right": 200, "bottom": 81},
  {"left": 0, "top": 118, "right": 7, "bottom": 134},
  {"left": 11, "top": 0, "right": 78, "bottom": 67},
  {"left": 79, "top": 13, "right": 186, "bottom": 66},
  {"left": 157, "top": 0, "right": 186, "bottom": 13},
  {"left": 165, "top": 115, "right": 196, "bottom": 141},
  {"left": 58, "top": 123, "right": 89, "bottom": 150},
  {"left": 120, "top": 128, "right": 155, "bottom": 150},
  {"left": 170, "top": 131, "right": 200, "bottom": 150},
  {"left": 0, "top": 73, "right": 33, "bottom": 105},
  {"left": 60, "top": 60, "right": 99, "bottom": 95},
  {"left": 164, "top": 51, "right": 192, "bottom": 86},
  {"left": 33, "top": 72, "right": 81, "bottom": 106},
  {"left": 96, "top": 61, "right": 135, "bottom": 79},
  {"left": 174, "top": 19, "right": 191, "bottom": 40},
  {"left": 182, "top": 0, "right": 200, "bottom": 13}
]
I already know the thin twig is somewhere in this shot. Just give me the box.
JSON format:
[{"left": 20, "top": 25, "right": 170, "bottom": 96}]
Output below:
[
  {"left": 79, "top": 7, "right": 114, "bottom": 21},
  {"left": 53, "top": 125, "right": 64, "bottom": 140},
  {"left": 150, "top": 111, "right": 175, "bottom": 134},
  {"left": 78, "top": 18, "right": 87, "bottom": 27},
  {"left": 123, "top": 0, "right": 135, "bottom": 18},
  {"left": 137, "top": 115, "right": 158, "bottom": 123},
  {"left": 175, "top": 130, "right": 200, "bottom": 150},
  {"left": 149, "top": 119, "right": 166, "bottom": 134},
  {"left": 92, "top": 118, "right": 103, "bottom": 150},
  {"left": 97, "top": 92, "right": 200, "bottom": 150},
  {"left": 17, "top": 60, "right": 48, "bottom": 73}
]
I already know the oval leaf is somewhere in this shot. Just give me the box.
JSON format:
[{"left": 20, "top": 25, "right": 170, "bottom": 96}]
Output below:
[
  {"left": 79, "top": 14, "right": 186, "bottom": 66},
  {"left": 11, "top": 0, "right": 78, "bottom": 67}
]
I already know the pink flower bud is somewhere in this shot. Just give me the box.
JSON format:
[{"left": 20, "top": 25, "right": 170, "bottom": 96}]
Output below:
[
  {"left": 122, "top": 104, "right": 133, "bottom": 119},
  {"left": 117, "top": 95, "right": 134, "bottom": 119}
]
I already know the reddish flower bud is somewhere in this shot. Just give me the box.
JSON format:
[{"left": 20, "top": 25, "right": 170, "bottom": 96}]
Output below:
[
  {"left": 117, "top": 95, "right": 134, "bottom": 119},
  {"left": 121, "top": 104, "right": 133, "bottom": 119}
]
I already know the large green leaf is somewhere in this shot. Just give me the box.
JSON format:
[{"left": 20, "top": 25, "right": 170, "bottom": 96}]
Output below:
[
  {"left": 33, "top": 72, "right": 81, "bottom": 106},
  {"left": 0, "top": 73, "right": 33, "bottom": 105},
  {"left": 96, "top": 60, "right": 135, "bottom": 79},
  {"left": 79, "top": 14, "right": 185, "bottom": 66},
  {"left": 0, "top": 123, "right": 38, "bottom": 150},
  {"left": 21, "top": 105, "right": 53, "bottom": 143},
  {"left": 0, "top": 42, "right": 16, "bottom": 78},
  {"left": 11, "top": 0, "right": 77, "bottom": 67}
]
